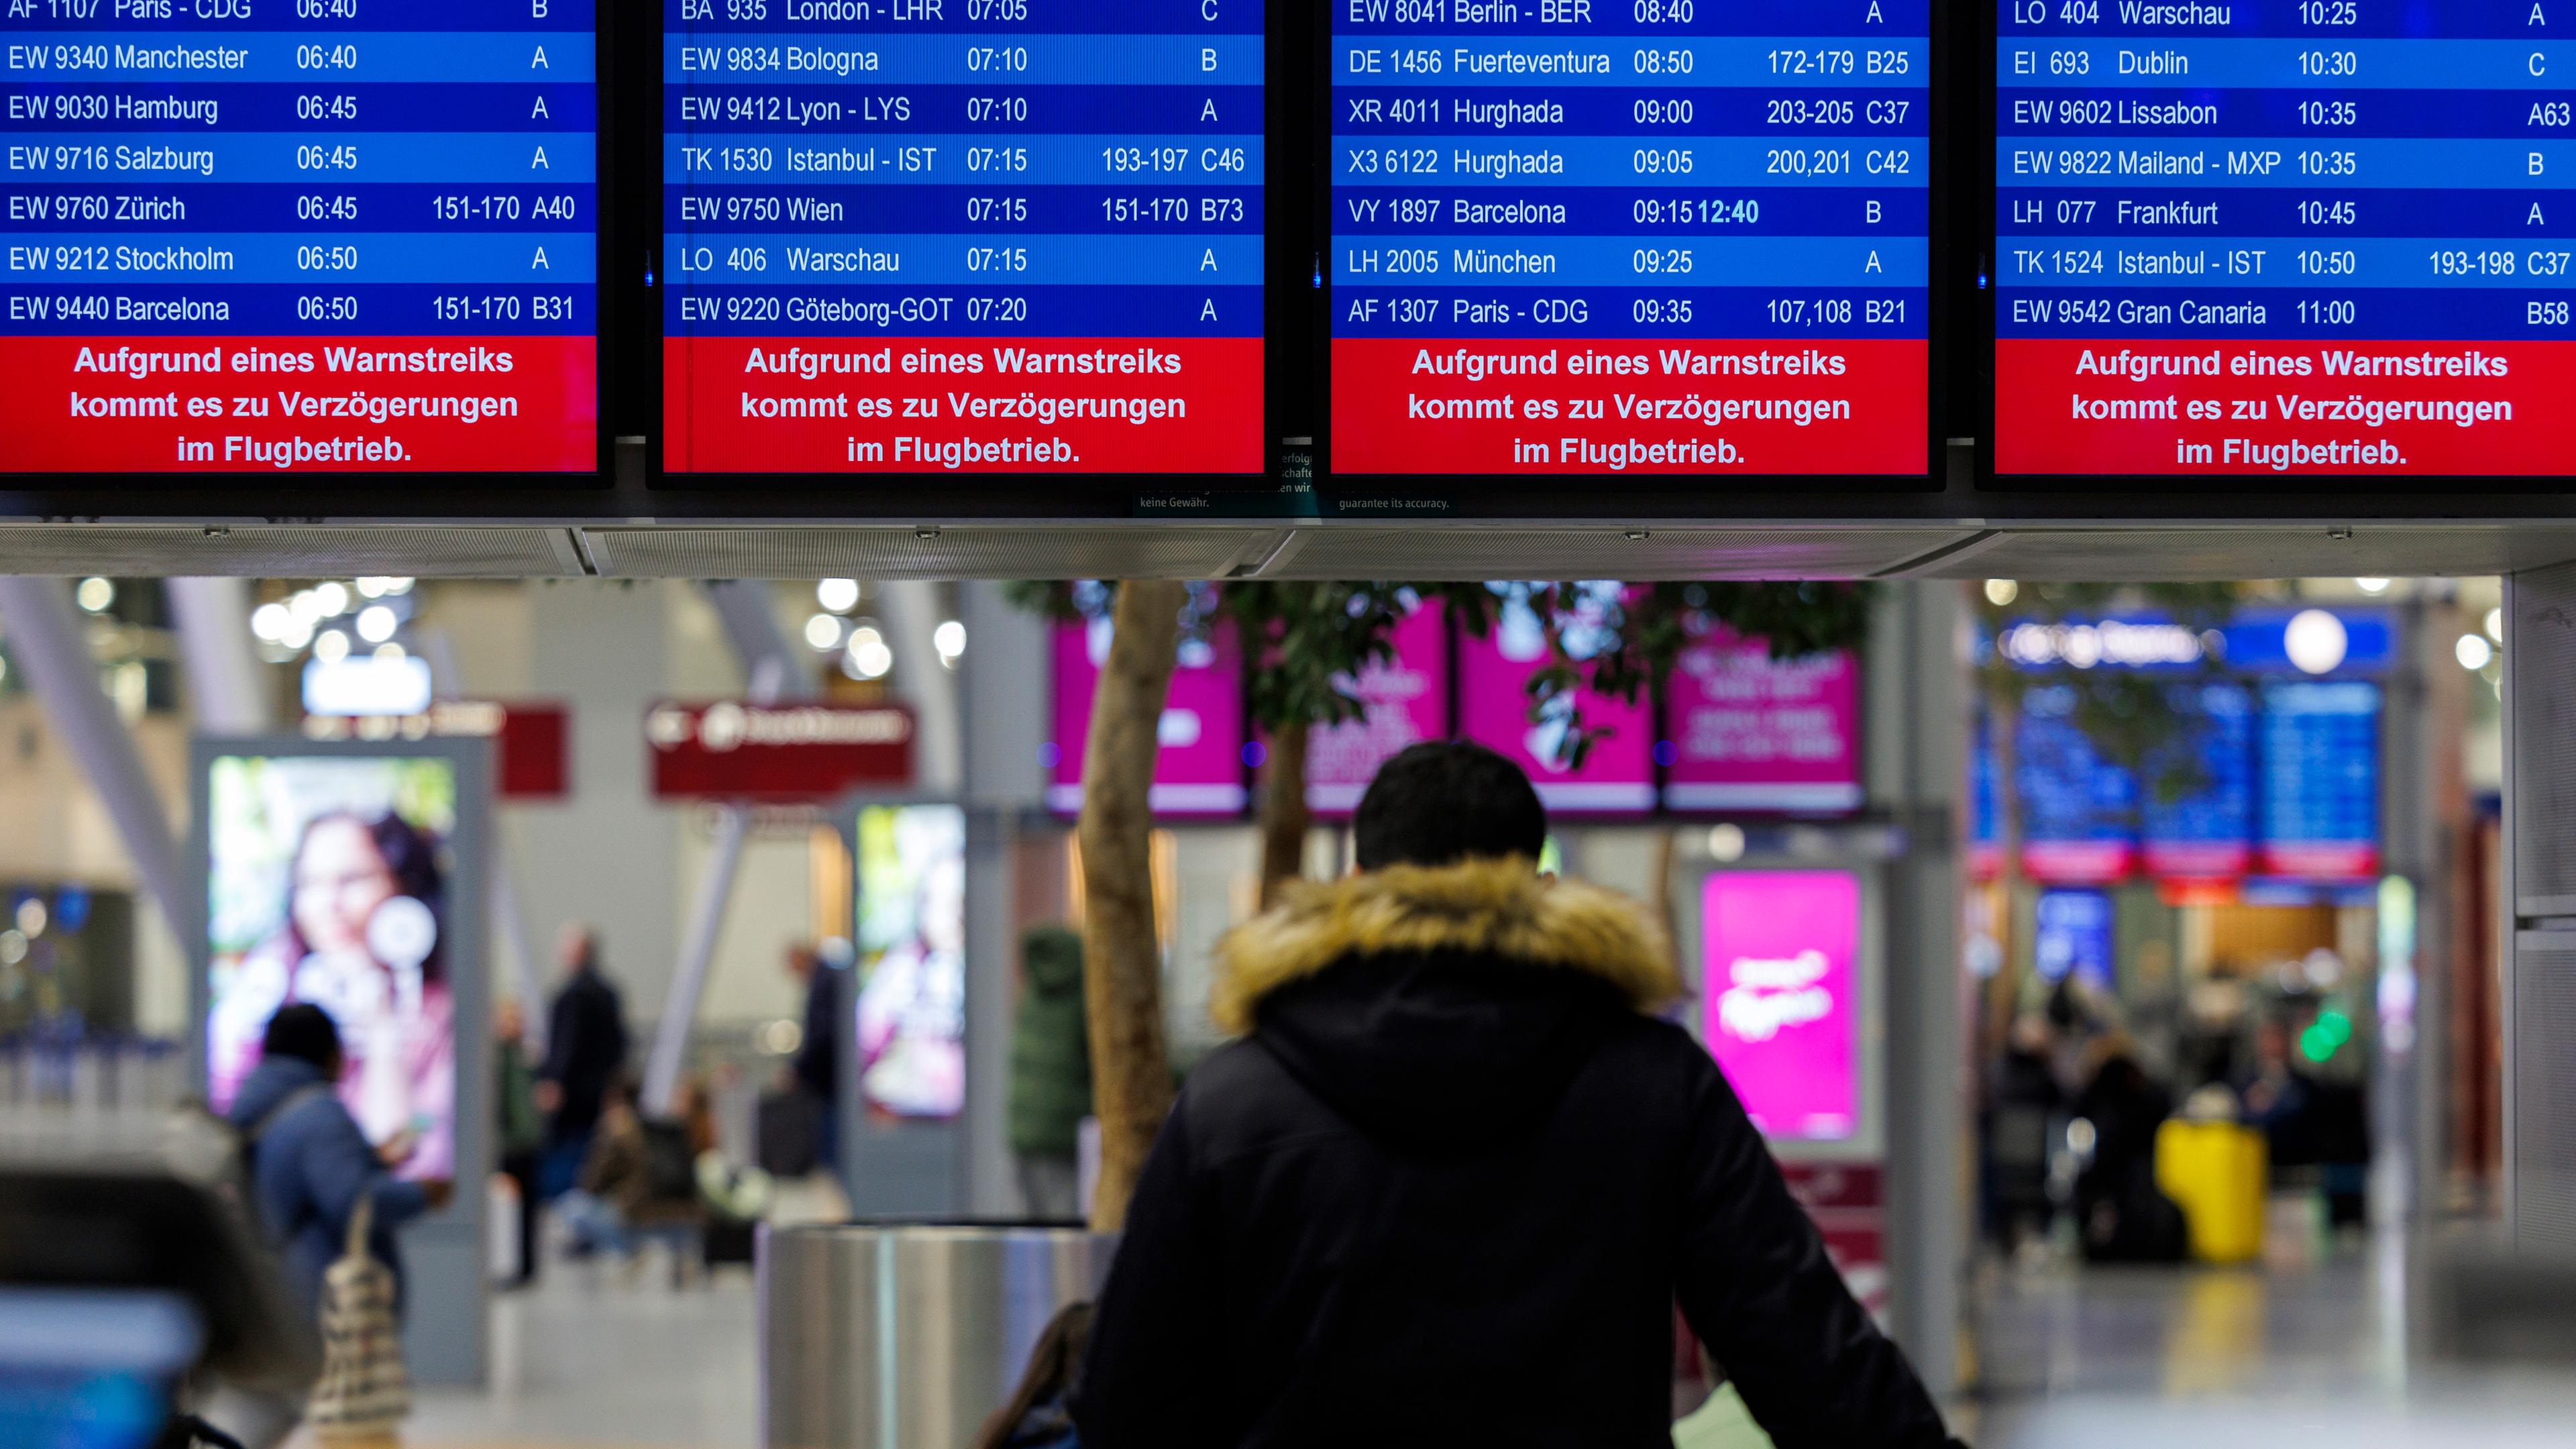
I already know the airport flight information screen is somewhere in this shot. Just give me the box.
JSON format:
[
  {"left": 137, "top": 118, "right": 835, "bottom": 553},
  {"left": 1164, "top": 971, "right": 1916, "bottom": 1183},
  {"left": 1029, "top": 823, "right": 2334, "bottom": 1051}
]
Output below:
[
  {"left": 0, "top": 0, "right": 598, "bottom": 475},
  {"left": 1996, "top": 1, "right": 2576, "bottom": 479},
  {"left": 661, "top": 0, "right": 1265, "bottom": 477},
  {"left": 1330, "top": 0, "right": 1929, "bottom": 479}
]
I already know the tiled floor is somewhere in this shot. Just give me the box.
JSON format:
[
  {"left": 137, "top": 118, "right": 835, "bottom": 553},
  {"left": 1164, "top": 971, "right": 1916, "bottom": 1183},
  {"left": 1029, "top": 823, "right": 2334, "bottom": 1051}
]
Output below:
[{"left": 402, "top": 1217, "right": 2576, "bottom": 1449}]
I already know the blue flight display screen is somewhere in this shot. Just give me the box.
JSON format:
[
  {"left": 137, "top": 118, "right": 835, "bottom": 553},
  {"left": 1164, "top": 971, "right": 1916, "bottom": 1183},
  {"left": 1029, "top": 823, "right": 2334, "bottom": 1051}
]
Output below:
[
  {"left": 2141, "top": 680, "right": 2253, "bottom": 879},
  {"left": 1996, "top": 0, "right": 2576, "bottom": 479},
  {"left": 660, "top": 0, "right": 1267, "bottom": 477},
  {"left": 0, "top": 0, "right": 598, "bottom": 474},
  {"left": 2256, "top": 678, "right": 2379, "bottom": 880},
  {"left": 1330, "top": 0, "right": 1931, "bottom": 479}
]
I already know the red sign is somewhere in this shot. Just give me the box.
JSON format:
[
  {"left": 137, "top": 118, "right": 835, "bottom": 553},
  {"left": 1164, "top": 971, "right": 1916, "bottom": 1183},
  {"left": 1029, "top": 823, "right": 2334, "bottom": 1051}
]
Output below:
[
  {"left": 646, "top": 701, "right": 914, "bottom": 802},
  {"left": 1779, "top": 1161, "right": 1887, "bottom": 1322},
  {"left": 301, "top": 701, "right": 570, "bottom": 801}
]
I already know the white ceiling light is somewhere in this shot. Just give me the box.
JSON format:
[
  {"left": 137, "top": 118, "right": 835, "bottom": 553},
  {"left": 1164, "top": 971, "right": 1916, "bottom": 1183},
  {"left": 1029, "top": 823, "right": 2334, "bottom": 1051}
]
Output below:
[
  {"left": 74, "top": 578, "right": 115, "bottom": 613},
  {"left": 312, "top": 581, "right": 350, "bottom": 617},
  {"left": 1983, "top": 579, "right": 2018, "bottom": 606},
  {"left": 354, "top": 604, "right": 398, "bottom": 644},
  {"left": 2457, "top": 633, "right": 2494, "bottom": 671},
  {"left": 804, "top": 612, "right": 845, "bottom": 651},
  {"left": 2353, "top": 577, "right": 2391, "bottom": 594},
  {"left": 933, "top": 619, "right": 967, "bottom": 661},
  {"left": 2485, "top": 607, "right": 2504, "bottom": 643},
  {"left": 313, "top": 629, "right": 351, "bottom": 664},
  {"left": 250, "top": 602, "right": 291, "bottom": 642},
  {"left": 2284, "top": 608, "right": 2349, "bottom": 676},
  {"left": 816, "top": 578, "right": 861, "bottom": 614},
  {"left": 845, "top": 626, "right": 893, "bottom": 680}
]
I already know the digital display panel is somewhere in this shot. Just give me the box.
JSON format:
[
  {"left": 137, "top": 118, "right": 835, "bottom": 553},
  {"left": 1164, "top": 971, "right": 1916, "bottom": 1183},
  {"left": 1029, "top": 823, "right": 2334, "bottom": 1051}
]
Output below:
[
  {"left": 1330, "top": 0, "right": 1929, "bottom": 478},
  {"left": 0, "top": 2, "right": 598, "bottom": 474},
  {"left": 1664, "top": 620, "right": 1861, "bottom": 814},
  {"left": 1995, "top": 3, "right": 2576, "bottom": 479},
  {"left": 2139, "top": 681, "right": 2252, "bottom": 881},
  {"left": 854, "top": 803, "right": 965, "bottom": 1118},
  {"left": 2032, "top": 885, "right": 2112, "bottom": 988},
  {"left": 1702, "top": 869, "right": 1859, "bottom": 1142},
  {"left": 1305, "top": 598, "right": 1450, "bottom": 816},
  {"left": 2255, "top": 678, "right": 2379, "bottom": 881},
  {"left": 662, "top": 0, "right": 1265, "bottom": 476},
  {"left": 204, "top": 753, "right": 460, "bottom": 1183},
  {"left": 1456, "top": 584, "right": 1652, "bottom": 814},
  {"left": 2014, "top": 683, "right": 2137, "bottom": 883},
  {"left": 1048, "top": 608, "right": 1247, "bottom": 818}
]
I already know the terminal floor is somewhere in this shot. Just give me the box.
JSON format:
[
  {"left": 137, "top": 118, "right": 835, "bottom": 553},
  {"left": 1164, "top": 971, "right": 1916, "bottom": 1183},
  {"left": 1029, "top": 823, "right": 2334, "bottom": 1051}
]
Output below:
[{"left": 394, "top": 1225, "right": 2576, "bottom": 1449}]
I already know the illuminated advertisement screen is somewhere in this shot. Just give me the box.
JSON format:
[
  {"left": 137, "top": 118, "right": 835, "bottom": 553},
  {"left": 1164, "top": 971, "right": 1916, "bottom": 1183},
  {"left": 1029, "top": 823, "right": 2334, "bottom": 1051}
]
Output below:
[
  {"left": 661, "top": 0, "right": 1265, "bottom": 476},
  {"left": 1664, "top": 620, "right": 1861, "bottom": 814},
  {"left": 0, "top": 3, "right": 598, "bottom": 475},
  {"left": 1994, "top": 3, "right": 2575, "bottom": 480},
  {"left": 204, "top": 753, "right": 460, "bottom": 1182},
  {"left": 1305, "top": 599, "right": 1450, "bottom": 817},
  {"left": 1456, "top": 584, "right": 1652, "bottom": 814},
  {"left": 854, "top": 803, "right": 965, "bottom": 1119},
  {"left": 1330, "top": 1, "right": 1930, "bottom": 479},
  {"left": 1047, "top": 590, "right": 1247, "bottom": 818},
  {"left": 1702, "top": 869, "right": 1858, "bottom": 1142}
]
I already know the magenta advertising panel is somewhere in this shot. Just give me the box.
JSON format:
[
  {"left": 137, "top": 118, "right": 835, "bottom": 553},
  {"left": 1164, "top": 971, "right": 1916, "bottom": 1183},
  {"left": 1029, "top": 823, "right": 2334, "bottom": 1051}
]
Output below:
[
  {"left": 1457, "top": 588, "right": 1653, "bottom": 815},
  {"left": 1702, "top": 871, "right": 1860, "bottom": 1143},
  {"left": 1049, "top": 616, "right": 1246, "bottom": 818},
  {"left": 1306, "top": 603, "right": 1453, "bottom": 818},
  {"left": 1666, "top": 623, "right": 1862, "bottom": 815}
]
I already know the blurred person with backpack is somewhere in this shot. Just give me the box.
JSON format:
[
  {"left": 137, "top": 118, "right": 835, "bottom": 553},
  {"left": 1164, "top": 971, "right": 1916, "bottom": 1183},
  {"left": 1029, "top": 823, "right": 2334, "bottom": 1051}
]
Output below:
[
  {"left": 1007, "top": 924, "right": 1091, "bottom": 1220},
  {"left": 537, "top": 924, "right": 629, "bottom": 1200},
  {"left": 212, "top": 1004, "right": 449, "bottom": 1448},
  {"left": 1071, "top": 742, "right": 1962, "bottom": 1449}
]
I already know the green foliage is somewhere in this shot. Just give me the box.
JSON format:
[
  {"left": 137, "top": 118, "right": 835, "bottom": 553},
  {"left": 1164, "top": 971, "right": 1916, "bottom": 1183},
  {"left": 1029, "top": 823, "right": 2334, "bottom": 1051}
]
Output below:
[
  {"left": 1004, "top": 578, "right": 1876, "bottom": 767},
  {"left": 1972, "top": 581, "right": 2257, "bottom": 806}
]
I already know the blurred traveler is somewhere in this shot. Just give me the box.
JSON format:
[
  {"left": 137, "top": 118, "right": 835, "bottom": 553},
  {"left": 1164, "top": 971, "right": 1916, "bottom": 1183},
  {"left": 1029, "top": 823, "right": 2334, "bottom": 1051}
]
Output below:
[
  {"left": 2237, "top": 1016, "right": 2315, "bottom": 1162},
  {"left": 212, "top": 1004, "right": 449, "bottom": 1449},
  {"left": 537, "top": 923, "right": 629, "bottom": 1199},
  {"left": 2070, "top": 1036, "right": 2185, "bottom": 1263},
  {"left": 1984, "top": 1015, "right": 2064, "bottom": 1253},
  {"left": 494, "top": 995, "right": 545, "bottom": 1287},
  {"left": 554, "top": 1075, "right": 647, "bottom": 1262},
  {"left": 787, "top": 941, "right": 845, "bottom": 1169},
  {"left": 1007, "top": 924, "right": 1091, "bottom": 1220},
  {"left": 1075, "top": 741, "right": 1962, "bottom": 1448}
]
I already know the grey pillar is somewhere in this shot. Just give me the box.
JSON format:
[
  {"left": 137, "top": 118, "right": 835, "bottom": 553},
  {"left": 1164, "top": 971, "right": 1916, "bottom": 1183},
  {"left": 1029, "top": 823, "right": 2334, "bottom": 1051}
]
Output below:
[
  {"left": 641, "top": 582, "right": 816, "bottom": 1116},
  {"left": 2502, "top": 563, "right": 2576, "bottom": 1252},
  {"left": 881, "top": 580, "right": 964, "bottom": 797},
  {"left": 164, "top": 578, "right": 272, "bottom": 734},
  {"left": 958, "top": 584, "right": 1052, "bottom": 1216},
  {"left": 0, "top": 578, "right": 186, "bottom": 934},
  {"left": 1866, "top": 580, "right": 1967, "bottom": 1395}
]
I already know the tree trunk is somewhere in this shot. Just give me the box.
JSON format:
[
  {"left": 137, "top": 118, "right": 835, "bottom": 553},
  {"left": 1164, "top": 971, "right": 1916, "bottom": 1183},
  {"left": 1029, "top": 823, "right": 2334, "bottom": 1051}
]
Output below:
[
  {"left": 1258, "top": 718, "right": 1312, "bottom": 910},
  {"left": 1078, "top": 579, "right": 1185, "bottom": 1232}
]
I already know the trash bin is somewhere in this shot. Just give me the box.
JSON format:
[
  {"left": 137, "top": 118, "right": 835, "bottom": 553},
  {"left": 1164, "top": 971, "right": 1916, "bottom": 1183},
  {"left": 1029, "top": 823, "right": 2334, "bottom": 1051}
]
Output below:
[
  {"left": 761, "top": 1222, "right": 1114, "bottom": 1449},
  {"left": 2155, "top": 1119, "right": 2267, "bottom": 1265}
]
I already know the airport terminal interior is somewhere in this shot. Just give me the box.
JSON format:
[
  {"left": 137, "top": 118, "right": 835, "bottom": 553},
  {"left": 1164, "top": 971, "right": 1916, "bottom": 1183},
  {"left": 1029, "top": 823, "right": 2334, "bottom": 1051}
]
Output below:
[{"left": 3, "top": 567, "right": 2574, "bottom": 1449}]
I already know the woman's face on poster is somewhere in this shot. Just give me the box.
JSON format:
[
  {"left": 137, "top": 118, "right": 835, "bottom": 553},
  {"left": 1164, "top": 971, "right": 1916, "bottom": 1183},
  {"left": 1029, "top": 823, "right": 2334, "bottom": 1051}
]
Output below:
[{"left": 293, "top": 816, "right": 398, "bottom": 957}]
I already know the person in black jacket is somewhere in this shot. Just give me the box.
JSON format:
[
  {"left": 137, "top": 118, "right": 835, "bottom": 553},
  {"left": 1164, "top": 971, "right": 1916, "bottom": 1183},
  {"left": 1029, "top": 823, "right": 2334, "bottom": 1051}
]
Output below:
[
  {"left": 1072, "top": 741, "right": 1963, "bottom": 1449},
  {"left": 537, "top": 922, "right": 630, "bottom": 1200}
]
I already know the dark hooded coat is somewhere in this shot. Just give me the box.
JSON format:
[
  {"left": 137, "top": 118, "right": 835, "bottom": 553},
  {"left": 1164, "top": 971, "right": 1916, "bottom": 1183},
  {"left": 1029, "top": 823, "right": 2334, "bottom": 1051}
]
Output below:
[{"left": 1071, "top": 858, "right": 1962, "bottom": 1449}]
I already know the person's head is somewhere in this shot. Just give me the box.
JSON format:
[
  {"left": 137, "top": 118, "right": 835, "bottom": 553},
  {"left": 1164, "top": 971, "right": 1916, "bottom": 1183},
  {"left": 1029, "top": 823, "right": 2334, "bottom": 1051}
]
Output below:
[
  {"left": 1352, "top": 741, "right": 1547, "bottom": 871},
  {"left": 494, "top": 995, "right": 525, "bottom": 1042},
  {"left": 262, "top": 1002, "right": 343, "bottom": 1077},
  {"left": 290, "top": 810, "right": 443, "bottom": 977},
  {"left": 1022, "top": 924, "right": 1083, "bottom": 993},
  {"left": 556, "top": 922, "right": 599, "bottom": 977},
  {"left": 2006, "top": 1014, "right": 2053, "bottom": 1056},
  {"left": 2255, "top": 1016, "right": 2293, "bottom": 1065},
  {"left": 784, "top": 943, "right": 820, "bottom": 981}
]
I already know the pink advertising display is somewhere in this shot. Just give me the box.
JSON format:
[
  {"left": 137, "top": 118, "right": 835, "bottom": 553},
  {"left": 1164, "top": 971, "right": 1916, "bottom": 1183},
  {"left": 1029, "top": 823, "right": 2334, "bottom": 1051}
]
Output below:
[
  {"left": 1049, "top": 617, "right": 1246, "bottom": 817},
  {"left": 1666, "top": 625, "right": 1862, "bottom": 814},
  {"left": 1305, "top": 604, "right": 1453, "bottom": 817},
  {"left": 1457, "top": 590, "right": 1653, "bottom": 814},
  {"left": 1701, "top": 871, "right": 1861, "bottom": 1142}
]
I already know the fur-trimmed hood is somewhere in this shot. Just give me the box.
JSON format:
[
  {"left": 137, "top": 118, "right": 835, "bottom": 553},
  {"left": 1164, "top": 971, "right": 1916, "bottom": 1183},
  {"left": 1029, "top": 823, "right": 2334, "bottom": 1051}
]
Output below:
[{"left": 1210, "top": 857, "right": 1677, "bottom": 1036}]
